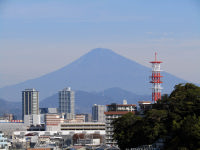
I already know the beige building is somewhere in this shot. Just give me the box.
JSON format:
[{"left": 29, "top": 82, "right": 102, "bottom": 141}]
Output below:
[{"left": 45, "top": 114, "right": 64, "bottom": 131}]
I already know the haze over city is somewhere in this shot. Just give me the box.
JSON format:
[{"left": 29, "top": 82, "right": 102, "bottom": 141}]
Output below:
[
  {"left": 0, "top": 0, "right": 200, "bottom": 88},
  {"left": 0, "top": 1, "right": 200, "bottom": 150}
]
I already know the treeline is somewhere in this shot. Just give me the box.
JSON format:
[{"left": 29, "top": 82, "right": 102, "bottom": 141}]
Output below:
[{"left": 112, "top": 83, "right": 200, "bottom": 150}]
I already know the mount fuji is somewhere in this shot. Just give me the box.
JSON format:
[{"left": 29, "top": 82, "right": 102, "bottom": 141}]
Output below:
[{"left": 0, "top": 48, "right": 186, "bottom": 102}]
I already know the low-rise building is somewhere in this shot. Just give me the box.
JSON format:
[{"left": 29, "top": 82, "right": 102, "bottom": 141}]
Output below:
[
  {"left": 75, "top": 114, "right": 86, "bottom": 122},
  {"left": 138, "top": 101, "right": 152, "bottom": 114},
  {"left": 0, "top": 131, "right": 9, "bottom": 150},
  {"left": 72, "top": 133, "right": 104, "bottom": 146},
  {"left": 0, "top": 123, "right": 27, "bottom": 136},
  {"left": 24, "top": 114, "right": 41, "bottom": 126},
  {"left": 40, "top": 108, "right": 58, "bottom": 124},
  {"left": 45, "top": 114, "right": 64, "bottom": 131},
  {"left": 61, "top": 122, "right": 105, "bottom": 132},
  {"left": 2, "top": 114, "right": 14, "bottom": 122}
]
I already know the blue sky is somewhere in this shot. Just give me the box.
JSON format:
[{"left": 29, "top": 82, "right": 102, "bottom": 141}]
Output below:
[{"left": 0, "top": 0, "right": 200, "bottom": 87}]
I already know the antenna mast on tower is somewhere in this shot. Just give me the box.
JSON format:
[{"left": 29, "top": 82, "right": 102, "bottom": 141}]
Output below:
[{"left": 150, "top": 52, "right": 163, "bottom": 102}]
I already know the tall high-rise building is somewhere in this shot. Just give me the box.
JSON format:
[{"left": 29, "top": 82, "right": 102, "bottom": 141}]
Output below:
[
  {"left": 22, "top": 88, "right": 39, "bottom": 120},
  {"left": 59, "top": 87, "right": 75, "bottom": 120},
  {"left": 92, "top": 104, "right": 106, "bottom": 122}
]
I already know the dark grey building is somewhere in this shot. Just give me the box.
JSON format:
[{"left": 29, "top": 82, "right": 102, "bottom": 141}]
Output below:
[
  {"left": 59, "top": 87, "right": 75, "bottom": 119},
  {"left": 92, "top": 104, "right": 106, "bottom": 122},
  {"left": 22, "top": 88, "right": 39, "bottom": 120}
]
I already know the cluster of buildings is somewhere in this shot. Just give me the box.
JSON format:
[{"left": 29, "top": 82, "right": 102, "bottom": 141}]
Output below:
[
  {"left": 1, "top": 86, "right": 152, "bottom": 150},
  {"left": 0, "top": 86, "right": 153, "bottom": 150}
]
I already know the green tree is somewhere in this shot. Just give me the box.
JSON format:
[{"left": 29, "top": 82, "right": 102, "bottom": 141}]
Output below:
[
  {"left": 112, "top": 83, "right": 200, "bottom": 150},
  {"left": 112, "top": 112, "right": 144, "bottom": 150},
  {"left": 142, "top": 109, "right": 168, "bottom": 144},
  {"left": 164, "top": 83, "right": 200, "bottom": 149}
]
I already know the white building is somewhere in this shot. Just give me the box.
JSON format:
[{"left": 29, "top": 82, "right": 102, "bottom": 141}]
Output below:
[
  {"left": 59, "top": 87, "right": 75, "bottom": 120},
  {"left": 60, "top": 122, "right": 105, "bottom": 133},
  {"left": 24, "top": 114, "right": 41, "bottom": 126},
  {"left": 0, "top": 123, "right": 26, "bottom": 136}
]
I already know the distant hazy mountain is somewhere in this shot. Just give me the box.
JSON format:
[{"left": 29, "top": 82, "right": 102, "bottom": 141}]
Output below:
[
  {"left": 0, "top": 48, "right": 186, "bottom": 102},
  {"left": 40, "top": 87, "right": 151, "bottom": 114},
  {"left": 0, "top": 87, "right": 151, "bottom": 119},
  {"left": 0, "top": 98, "right": 21, "bottom": 118}
]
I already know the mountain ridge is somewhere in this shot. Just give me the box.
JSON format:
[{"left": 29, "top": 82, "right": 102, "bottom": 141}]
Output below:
[
  {"left": 40, "top": 87, "right": 151, "bottom": 114},
  {"left": 0, "top": 87, "right": 151, "bottom": 119},
  {"left": 0, "top": 98, "right": 21, "bottom": 118},
  {"left": 0, "top": 48, "right": 187, "bottom": 102}
]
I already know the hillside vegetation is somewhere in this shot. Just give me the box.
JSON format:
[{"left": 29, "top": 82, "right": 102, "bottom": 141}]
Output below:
[{"left": 113, "top": 83, "right": 200, "bottom": 150}]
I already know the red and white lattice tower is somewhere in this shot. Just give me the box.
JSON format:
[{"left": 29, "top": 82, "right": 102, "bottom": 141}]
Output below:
[{"left": 150, "top": 52, "right": 163, "bottom": 103}]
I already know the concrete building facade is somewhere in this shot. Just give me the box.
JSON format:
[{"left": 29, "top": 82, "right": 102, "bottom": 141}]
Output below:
[
  {"left": 40, "top": 108, "right": 58, "bottom": 124},
  {"left": 92, "top": 104, "right": 106, "bottom": 122},
  {"left": 45, "top": 114, "right": 64, "bottom": 131},
  {"left": 22, "top": 88, "right": 39, "bottom": 120},
  {"left": 24, "top": 114, "right": 41, "bottom": 126},
  {"left": 59, "top": 87, "right": 75, "bottom": 120},
  {"left": 60, "top": 122, "right": 105, "bottom": 133}
]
